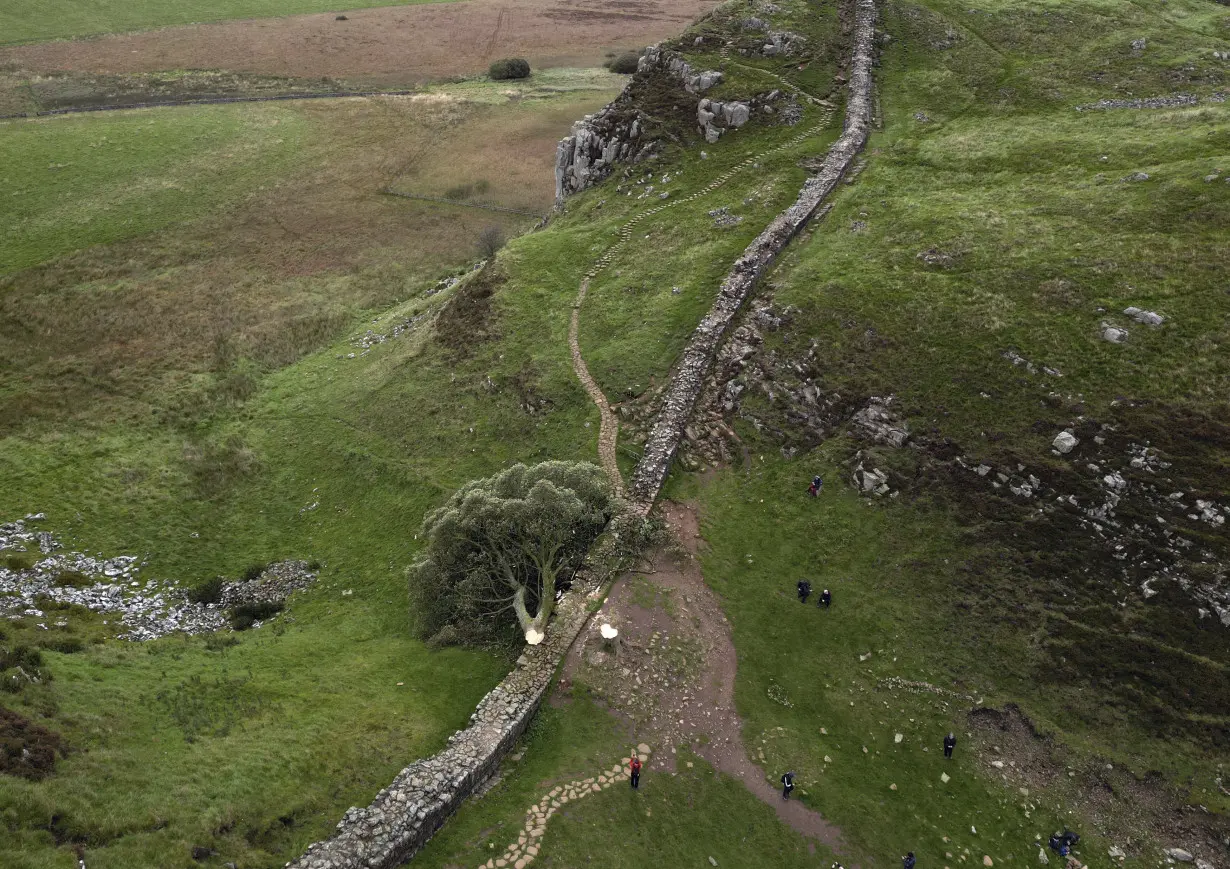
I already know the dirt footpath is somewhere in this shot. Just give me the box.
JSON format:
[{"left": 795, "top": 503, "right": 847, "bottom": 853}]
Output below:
[
  {"left": 0, "top": 0, "right": 718, "bottom": 84},
  {"left": 559, "top": 501, "right": 846, "bottom": 851}
]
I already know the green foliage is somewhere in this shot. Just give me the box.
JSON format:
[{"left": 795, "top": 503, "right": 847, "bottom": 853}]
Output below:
[
  {"left": 489, "top": 58, "right": 531, "bottom": 81},
  {"left": 605, "top": 51, "right": 642, "bottom": 74},
  {"left": 408, "top": 461, "right": 612, "bottom": 645},
  {"left": 229, "top": 600, "right": 283, "bottom": 631},
  {"left": 3, "top": 552, "right": 34, "bottom": 572},
  {"left": 187, "top": 576, "right": 226, "bottom": 605},
  {"left": 54, "top": 569, "right": 93, "bottom": 588},
  {"left": 239, "top": 563, "right": 266, "bottom": 583}
]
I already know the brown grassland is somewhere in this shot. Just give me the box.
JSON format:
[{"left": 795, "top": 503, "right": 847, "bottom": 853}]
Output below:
[
  {"left": 0, "top": 0, "right": 719, "bottom": 87},
  {"left": 0, "top": 84, "right": 615, "bottom": 434}
]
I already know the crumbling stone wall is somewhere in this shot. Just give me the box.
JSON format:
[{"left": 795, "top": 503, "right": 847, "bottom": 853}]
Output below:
[{"left": 629, "top": 0, "right": 878, "bottom": 507}]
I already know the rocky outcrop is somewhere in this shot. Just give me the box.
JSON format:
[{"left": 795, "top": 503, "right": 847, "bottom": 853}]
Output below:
[
  {"left": 697, "top": 98, "right": 752, "bottom": 142},
  {"left": 629, "top": 0, "right": 880, "bottom": 507},
  {"left": 555, "top": 47, "right": 723, "bottom": 201}
]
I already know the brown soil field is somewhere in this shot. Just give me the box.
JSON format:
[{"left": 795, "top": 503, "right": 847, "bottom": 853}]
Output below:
[{"left": 0, "top": 0, "right": 718, "bottom": 86}]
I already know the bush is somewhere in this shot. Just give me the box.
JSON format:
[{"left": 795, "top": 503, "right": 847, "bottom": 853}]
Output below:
[
  {"left": 0, "top": 707, "right": 65, "bottom": 780},
  {"left": 4, "top": 552, "right": 35, "bottom": 572},
  {"left": 239, "top": 563, "right": 266, "bottom": 583},
  {"left": 489, "top": 57, "right": 530, "bottom": 80},
  {"left": 476, "top": 225, "right": 505, "bottom": 259},
  {"left": 55, "top": 570, "right": 93, "bottom": 588},
  {"left": 606, "top": 51, "right": 642, "bottom": 74},
  {"left": 187, "top": 577, "right": 225, "bottom": 605},
  {"left": 229, "top": 600, "right": 282, "bottom": 631}
]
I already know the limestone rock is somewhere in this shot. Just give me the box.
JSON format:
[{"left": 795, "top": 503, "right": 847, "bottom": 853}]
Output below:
[{"left": 1053, "top": 431, "right": 1079, "bottom": 454}]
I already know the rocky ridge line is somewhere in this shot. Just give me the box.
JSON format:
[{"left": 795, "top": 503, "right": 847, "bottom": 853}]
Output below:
[{"left": 629, "top": 0, "right": 879, "bottom": 509}]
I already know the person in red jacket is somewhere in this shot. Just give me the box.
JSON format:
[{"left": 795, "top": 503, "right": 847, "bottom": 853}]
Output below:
[{"left": 630, "top": 755, "right": 642, "bottom": 790}]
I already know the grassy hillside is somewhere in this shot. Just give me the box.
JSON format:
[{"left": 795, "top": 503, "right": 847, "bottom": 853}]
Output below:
[
  {"left": 0, "top": 76, "right": 617, "bottom": 869},
  {"left": 1, "top": 0, "right": 1227, "bottom": 866},
  {"left": 0, "top": 0, "right": 458, "bottom": 46}
]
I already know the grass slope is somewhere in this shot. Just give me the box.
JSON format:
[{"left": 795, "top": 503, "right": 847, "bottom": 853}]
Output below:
[
  {"left": 0, "top": 78, "right": 616, "bottom": 869},
  {"left": 0, "top": 0, "right": 459, "bottom": 46}
]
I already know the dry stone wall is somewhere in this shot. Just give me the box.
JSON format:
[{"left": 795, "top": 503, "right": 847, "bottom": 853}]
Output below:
[
  {"left": 629, "top": 0, "right": 879, "bottom": 507},
  {"left": 287, "top": 550, "right": 617, "bottom": 869}
]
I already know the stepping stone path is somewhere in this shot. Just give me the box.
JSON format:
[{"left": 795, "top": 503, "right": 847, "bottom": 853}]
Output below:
[
  {"left": 567, "top": 68, "right": 836, "bottom": 493},
  {"left": 478, "top": 746, "right": 653, "bottom": 869}
]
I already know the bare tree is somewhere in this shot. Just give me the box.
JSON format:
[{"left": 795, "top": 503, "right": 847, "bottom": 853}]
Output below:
[
  {"left": 476, "top": 225, "right": 505, "bottom": 260},
  {"left": 409, "top": 462, "right": 612, "bottom": 645}
]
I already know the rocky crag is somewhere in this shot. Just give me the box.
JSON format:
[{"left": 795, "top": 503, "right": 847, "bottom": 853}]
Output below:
[{"left": 554, "top": 45, "right": 731, "bottom": 200}]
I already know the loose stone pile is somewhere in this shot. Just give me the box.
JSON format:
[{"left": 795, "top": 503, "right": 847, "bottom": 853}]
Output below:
[{"left": 0, "top": 516, "right": 315, "bottom": 640}]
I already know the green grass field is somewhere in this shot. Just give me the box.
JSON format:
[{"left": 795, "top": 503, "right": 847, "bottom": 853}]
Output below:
[
  {"left": 1, "top": 0, "right": 1228, "bottom": 866},
  {"left": 0, "top": 0, "right": 460, "bottom": 45}
]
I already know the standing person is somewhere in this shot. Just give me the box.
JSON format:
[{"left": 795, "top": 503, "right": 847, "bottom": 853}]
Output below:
[
  {"left": 781, "top": 771, "right": 795, "bottom": 800},
  {"left": 797, "top": 579, "right": 812, "bottom": 603},
  {"left": 809, "top": 475, "right": 824, "bottom": 497},
  {"left": 904, "top": 853, "right": 917, "bottom": 869},
  {"left": 819, "top": 588, "right": 832, "bottom": 608},
  {"left": 629, "top": 754, "right": 642, "bottom": 790},
  {"left": 943, "top": 732, "right": 957, "bottom": 758}
]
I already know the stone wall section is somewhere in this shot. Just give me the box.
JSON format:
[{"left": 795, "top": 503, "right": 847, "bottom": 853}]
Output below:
[
  {"left": 290, "top": 2, "right": 878, "bottom": 864},
  {"left": 289, "top": 561, "right": 611, "bottom": 869},
  {"left": 629, "top": 0, "right": 879, "bottom": 508}
]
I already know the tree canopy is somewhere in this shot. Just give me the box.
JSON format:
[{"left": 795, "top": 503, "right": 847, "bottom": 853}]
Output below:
[{"left": 408, "top": 461, "right": 612, "bottom": 647}]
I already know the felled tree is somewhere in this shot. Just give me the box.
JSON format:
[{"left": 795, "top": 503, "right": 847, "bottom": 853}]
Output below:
[{"left": 409, "top": 461, "right": 612, "bottom": 646}]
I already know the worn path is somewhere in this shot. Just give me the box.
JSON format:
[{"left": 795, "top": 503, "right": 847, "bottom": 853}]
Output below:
[
  {"left": 567, "top": 112, "right": 834, "bottom": 493},
  {"left": 559, "top": 502, "right": 847, "bottom": 850}
]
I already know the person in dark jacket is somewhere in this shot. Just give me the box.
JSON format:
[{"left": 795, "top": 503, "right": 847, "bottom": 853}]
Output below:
[
  {"left": 943, "top": 732, "right": 957, "bottom": 758},
  {"left": 808, "top": 475, "right": 824, "bottom": 497},
  {"left": 904, "top": 853, "right": 917, "bottom": 869},
  {"left": 781, "top": 771, "right": 795, "bottom": 799},
  {"left": 629, "top": 755, "right": 642, "bottom": 790},
  {"left": 819, "top": 588, "right": 832, "bottom": 608},
  {"left": 797, "top": 580, "right": 812, "bottom": 603}
]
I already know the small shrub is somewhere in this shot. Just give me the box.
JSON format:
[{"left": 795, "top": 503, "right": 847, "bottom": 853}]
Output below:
[
  {"left": 229, "top": 600, "right": 283, "bottom": 631},
  {"left": 55, "top": 570, "right": 93, "bottom": 588},
  {"left": 476, "top": 225, "right": 505, "bottom": 260},
  {"left": 240, "top": 563, "right": 266, "bottom": 583},
  {"left": 444, "top": 183, "right": 474, "bottom": 200},
  {"left": 306, "top": 559, "right": 322, "bottom": 571},
  {"left": 0, "top": 707, "right": 65, "bottom": 780},
  {"left": 426, "top": 624, "right": 460, "bottom": 649},
  {"left": 4, "top": 552, "right": 35, "bottom": 572},
  {"left": 39, "top": 637, "right": 84, "bottom": 655},
  {"left": 184, "top": 435, "right": 260, "bottom": 499},
  {"left": 606, "top": 51, "right": 642, "bottom": 74},
  {"left": 187, "top": 577, "right": 225, "bottom": 605},
  {"left": 203, "top": 633, "right": 240, "bottom": 653},
  {"left": 488, "top": 57, "right": 530, "bottom": 80}
]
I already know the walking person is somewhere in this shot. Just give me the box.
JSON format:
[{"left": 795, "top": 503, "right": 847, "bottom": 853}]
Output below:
[
  {"left": 781, "top": 770, "right": 795, "bottom": 800},
  {"left": 797, "top": 579, "right": 812, "bottom": 604},
  {"left": 943, "top": 732, "right": 957, "bottom": 759},
  {"left": 629, "top": 754, "right": 642, "bottom": 790},
  {"left": 904, "top": 853, "right": 917, "bottom": 869},
  {"left": 819, "top": 588, "right": 831, "bottom": 608}
]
